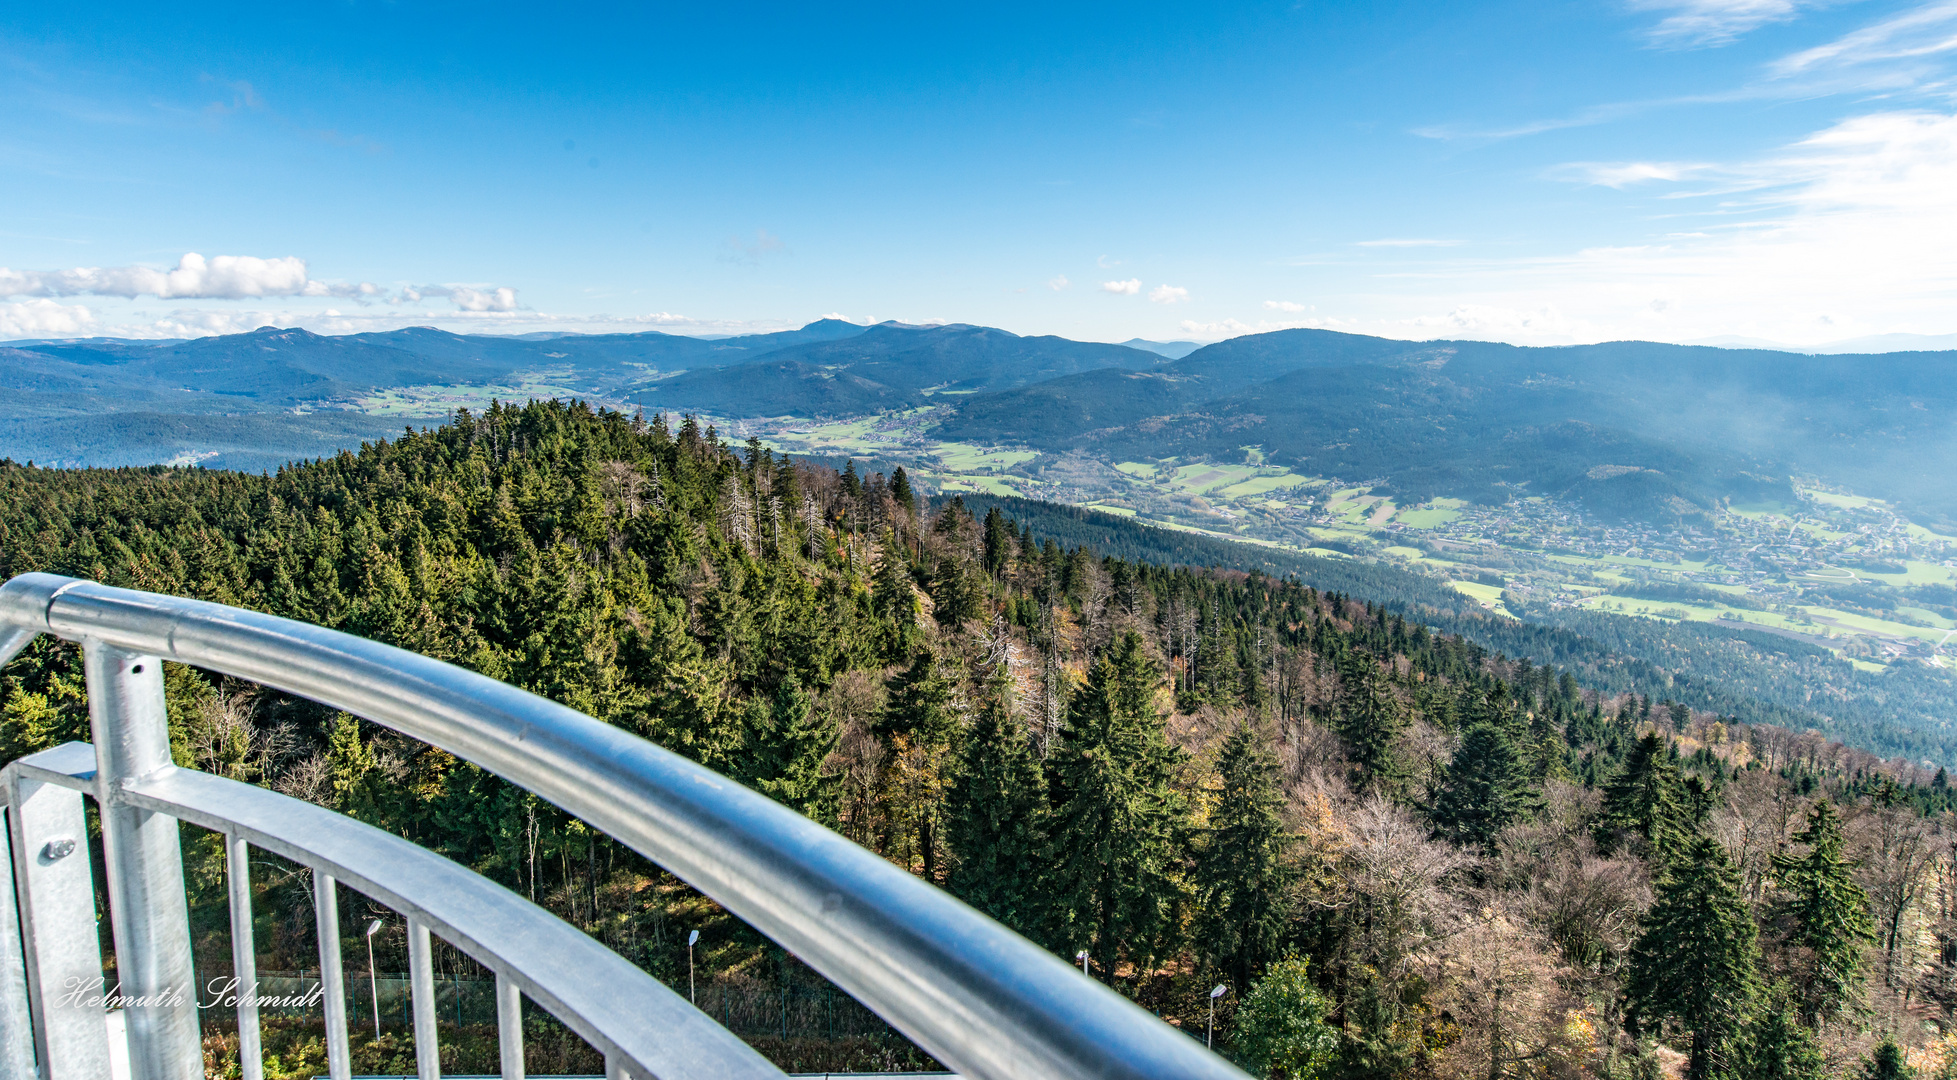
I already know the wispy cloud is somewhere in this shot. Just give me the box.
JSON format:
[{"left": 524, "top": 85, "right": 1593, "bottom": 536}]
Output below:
[
  {"left": 1047, "top": 275, "right": 1071, "bottom": 291},
  {"left": 723, "top": 229, "right": 787, "bottom": 266},
  {"left": 1771, "top": 0, "right": 1957, "bottom": 75},
  {"left": 1630, "top": 0, "right": 1813, "bottom": 49},
  {"left": 1096, "top": 254, "right": 1123, "bottom": 268},
  {"left": 1264, "top": 300, "right": 1308, "bottom": 312},
  {"left": 1148, "top": 284, "right": 1189, "bottom": 304},
  {"left": 1355, "top": 238, "right": 1461, "bottom": 248},
  {"left": 1379, "top": 108, "right": 1957, "bottom": 344},
  {"left": 1548, "top": 161, "right": 1712, "bottom": 187},
  {"left": 1101, "top": 278, "right": 1141, "bottom": 295}
]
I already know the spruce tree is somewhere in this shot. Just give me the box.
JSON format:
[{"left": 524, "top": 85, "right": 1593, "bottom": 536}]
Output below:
[
  {"left": 1744, "top": 984, "right": 1828, "bottom": 1080},
  {"left": 889, "top": 466, "right": 916, "bottom": 516},
  {"left": 982, "top": 505, "right": 1012, "bottom": 579},
  {"left": 1195, "top": 720, "right": 1293, "bottom": 988},
  {"left": 1043, "top": 631, "right": 1188, "bottom": 980},
  {"left": 945, "top": 670, "right": 1044, "bottom": 926},
  {"left": 881, "top": 650, "right": 961, "bottom": 879},
  {"left": 1334, "top": 650, "right": 1405, "bottom": 796},
  {"left": 1773, "top": 799, "right": 1875, "bottom": 1025},
  {"left": 1430, "top": 717, "right": 1539, "bottom": 853},
  {"left": 1596, "top": 732, "right": 1689, "bottom": 857},
  {"left": 1861, "top": 1037, "right": 1911, "bottom": 1080},
  {"left": 737, "top": 678, "right": 839, "bottom": 823},
  {"left": 1624, "top": 836, "right": 1762, "bottom": 1080}
]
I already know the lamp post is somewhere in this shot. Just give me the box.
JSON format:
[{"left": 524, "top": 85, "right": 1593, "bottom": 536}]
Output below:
[
  {"left": 1075, "top": 950, "right": 1089, "bottom": 977},
  {"left": 1207, "top": 984, "right": 1229, "bottom": 1050},
  {"left": 365, "top": 919, "right": 384, "bottom": 1040},
  {"left": 688, "top": 930, "right": 700, "bottom": 1005}
]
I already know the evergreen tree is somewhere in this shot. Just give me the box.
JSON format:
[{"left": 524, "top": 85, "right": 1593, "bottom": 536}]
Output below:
[
  {"left": 1195, "top": 720, "right": 1293, "bottom": 988},
  {"left": 1334, "top": 650, "right": 1405, "bottom": 796},
  {"left": 982, "top": 505, "right": 1012, "bottom": 579},
  {"left": 1772, "top": 799, "right": 1875, "bottom": 1025},
  {"left": 880, "top": 650, "right": 960, "bottom": 880},
  {"left": 736, "top": 678, "right": 839, "bottom": 823},
  {"left": 1043, "top": 631, "right": 1188, "bottom": 980},
  {"left": 929, "top": 555, "right": 985, "bottom": 626},
  {"left": 1861, "top": 1037, "right": 1912, "bottom": 1080},
  {"left": 889, "top": 466, "right": 916, "bottom": 516},
  {"left": 1624, "top": 836, "right": 1762, "bottom": 1080},
  {"left": 1596, "top": 732, "right": 1689, "bottom": 857},
  {"left": 1744, "top": 984, "right": 1828, "bottom": 1080},
  {"left": 945, "top": 670, "right": 1043, "bottom": 926},
  {"left": 1430, "top": 717, "right": 1539, "bottom": 853}
]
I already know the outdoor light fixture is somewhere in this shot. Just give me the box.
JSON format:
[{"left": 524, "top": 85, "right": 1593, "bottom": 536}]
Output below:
[
  {"left": 1207, "top": 984, "right": 1229, "bottom": 1049},
  {"left": 688, "top": 930, "right": 701, "bottom": 1004},
  {"left": 365, "top": 919, "right": 385, "bottom": 1040}
]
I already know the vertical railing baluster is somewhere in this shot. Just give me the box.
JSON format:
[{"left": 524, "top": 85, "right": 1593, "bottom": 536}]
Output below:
[
  {"left": 604, "top": 1052, "right": 630, "bottom": 1079},
  {"left": 5, "top": 775, "right": 111, "bottom": 1079},
  {"left": 226, "top": 834, "right": 263, "bottom": 1080},
  {"left": 0, "top": 807, "right": 41, "bottom": 1080},
  {"left": 83, "top": 642, "right": 203, "bottom": 1080},
  {"left": 495, "top": 973, "right": 524, "bottom": 1080},
  {"left": 313, "top": 871, "right": 351, "bottom": 1080},
  {"left": 407, "top": 918, "right": 440, "bottom": 1080}
]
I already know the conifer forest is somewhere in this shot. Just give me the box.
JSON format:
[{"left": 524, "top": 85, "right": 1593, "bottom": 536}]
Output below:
[{"left": 6, "top": 400, "right": 1957, "bottom": 1080}]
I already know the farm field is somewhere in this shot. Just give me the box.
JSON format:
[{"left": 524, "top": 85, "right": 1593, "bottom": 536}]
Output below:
[{"left": 717, "top": 411, "right": 1957, "bottom": 671}]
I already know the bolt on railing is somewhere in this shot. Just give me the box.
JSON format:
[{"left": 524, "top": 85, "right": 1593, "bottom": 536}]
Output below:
[{"left": 0, "top": 573, "right": 1250, "bottom": 1080}]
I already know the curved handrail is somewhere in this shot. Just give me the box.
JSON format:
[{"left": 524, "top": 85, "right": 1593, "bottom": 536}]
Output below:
[
  {"left": 0, "top": 573, "right": 1249, "bottom": 1080},
  {"left": 1, "top": 742, "right": 780, "bottom": 1078}
]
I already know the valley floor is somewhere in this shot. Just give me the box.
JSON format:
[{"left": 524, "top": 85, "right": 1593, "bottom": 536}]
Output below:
[{"left": 751, "top": 408, "right": 1957, "bottom": 675}]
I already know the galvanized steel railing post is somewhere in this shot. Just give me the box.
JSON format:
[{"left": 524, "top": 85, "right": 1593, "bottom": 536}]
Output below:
[
  {"left": 226, "top": 833, "right": 265, "bottom": 1080},
  {"left": 0, "top": 809, "right": 40, "bottom": 1080},
  {"left": 497, "top": 973, "right": 525, "bottom": 1080},
  {"left": 5, "top": 772, "right": 113, "bottom": 1079},
  {"left": 313, "top": 871, "right": 352, "bottom": 1080},
  {"left": 407, "top": 918, "right": 439, "bottom": 1080},
  {"left": 83, "top": 640, "right": 203, "bottom": 1080}
]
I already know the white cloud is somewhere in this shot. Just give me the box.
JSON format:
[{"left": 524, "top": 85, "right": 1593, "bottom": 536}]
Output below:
[
  {"left": 1047, "top": 275, "right": 1071, "bottom": 291},
  {"left": 1264, "top": 300, "right": 1308, "bottom": 312},
  {"left": 1631, "top": 0, "right": 1809, "bottom": 48},
  {"left": 1551, "top": 161, "right": 1710, "bottom": 188},
  {"left": 0, "top": 253, "right": 310, "bottom": 300},
  {"left": 1096, "top": 255, "right": 1122, "bottom": 268},
  {"left": 1101, "top": 278, "right": 1142, "bottom": 295},
  {"left": 0, "top": 253, "right": 516, "bottom": 312},
  {"left": 0, "top": 299, "right": 95, "bottom": 338},
  {"left": 1772, "top": 0, "right": 1957, "bottom": 75},
  {"left": 449, "top": 286, "right": 519, "bottom": 313},
  {"left": 1355, "top": 238, "right": 1461, "bottom": 248},
  {"left": 1148, "top": 284, "right": 1189, "bottom": 304},
  {"left": 1360, "top": 108, "right": 1957, "bottom": 345}
]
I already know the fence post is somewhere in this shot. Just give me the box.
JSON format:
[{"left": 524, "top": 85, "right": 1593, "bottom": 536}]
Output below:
[
  {"left": 6, "top": 773, "right": 113, "bottom": 1080},
  {"left": 84, "top": 642, "right": 203, "bottom": 1080}
]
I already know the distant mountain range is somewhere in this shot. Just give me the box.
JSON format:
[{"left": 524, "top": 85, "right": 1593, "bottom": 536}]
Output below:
[{"left": 3, "top": 319, "right": 1952, "bottom": 528}]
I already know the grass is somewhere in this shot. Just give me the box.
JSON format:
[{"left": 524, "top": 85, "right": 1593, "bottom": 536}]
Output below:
[
  {"left": 1217, "top": 472, "right": 1315, "bottom": 498},
  {"left": 1448, "top": 580, "right": 1508, "bottom": 612},
  {"left": 1395, "top": 507, "right": 1461, "bottom": 529},
  {"left": 931, "top": 442, "right": 1038, "bottom": 471}
]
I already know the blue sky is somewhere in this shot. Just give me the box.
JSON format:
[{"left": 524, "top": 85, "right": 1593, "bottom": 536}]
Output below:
[{"left": 2, "top": 0, "right": 1953, "bottom": 346}]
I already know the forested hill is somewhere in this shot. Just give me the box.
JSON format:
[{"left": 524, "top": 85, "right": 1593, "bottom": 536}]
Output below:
[
  {"left": 1, "top": 400, "right": 1953, "bottom": 1077},
  {"left": 944, "top": 494, "right": 1957, "bottom": 767}
]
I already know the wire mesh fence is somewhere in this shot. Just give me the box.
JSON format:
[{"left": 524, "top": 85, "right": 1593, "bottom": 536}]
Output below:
[{"left": 224, "top": 971, "right": 900, "bottom": 1042}]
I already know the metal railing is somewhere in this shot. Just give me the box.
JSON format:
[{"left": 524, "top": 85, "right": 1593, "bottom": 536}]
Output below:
[{"left": 0, "top": 574, "right": 1247, "bottom": 1080}]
